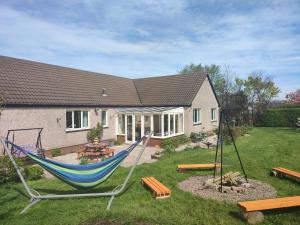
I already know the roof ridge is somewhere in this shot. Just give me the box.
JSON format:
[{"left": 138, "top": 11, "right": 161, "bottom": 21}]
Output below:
[
  {"left": 0, "top": 55, "right": 131, "bottom": 80},
  {"left": 133, "top": 72, "right": 207, "bottom": 80}
]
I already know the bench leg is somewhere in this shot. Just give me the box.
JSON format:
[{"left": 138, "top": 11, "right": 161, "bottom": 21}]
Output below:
[
  {"left": 271, "top": 170, "right": 277, "bottom": 176},
  {"left": 241, "top": 210, "right": 264, "bottom": 224},
  {"left": 177, "top": 168, "right": 185, "bottom": 173}
]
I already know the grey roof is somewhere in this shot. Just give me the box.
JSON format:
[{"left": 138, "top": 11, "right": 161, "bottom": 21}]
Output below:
[{"left": 0, "top": 55, "right": 208, "bottom": 107}]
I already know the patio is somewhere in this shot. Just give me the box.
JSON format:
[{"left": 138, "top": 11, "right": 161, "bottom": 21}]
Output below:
[{"left": 44, "top": 143, "right": 162, "bottom": 179}]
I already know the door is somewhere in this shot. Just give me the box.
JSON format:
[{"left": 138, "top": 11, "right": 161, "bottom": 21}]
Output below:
[
  {"left": 126, "top": 115, "right": 133, "bottom": 142},
  {"left": 135, "top": 115, "right": 141, "bottom": 141}
]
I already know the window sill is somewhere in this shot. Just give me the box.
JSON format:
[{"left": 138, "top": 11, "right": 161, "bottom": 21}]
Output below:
[
  {"left": 211, "top": 120, "right": 217, "bottom": 122},
  {"left": 193, "top": 122, "right": 201, "bottom": 126},
  {"left": 66, "top": 128, "right": 90, "bottom": 133},
  {"left": 103, "top": 125, "right": 109, "bottom": 129}
]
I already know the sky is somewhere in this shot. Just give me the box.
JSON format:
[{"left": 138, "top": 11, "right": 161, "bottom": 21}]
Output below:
[{"left": 0, "top": 0, "right": 300, "bottom": 99}]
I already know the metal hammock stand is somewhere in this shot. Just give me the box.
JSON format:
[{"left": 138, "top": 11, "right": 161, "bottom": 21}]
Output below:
[{"left": 0, "top": 133, "right": 152, "bottom": 214}]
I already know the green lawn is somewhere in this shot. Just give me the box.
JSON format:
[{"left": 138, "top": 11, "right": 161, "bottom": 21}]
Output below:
[{"left": 1, "top": 128, "right": 299, "bottom": 225}]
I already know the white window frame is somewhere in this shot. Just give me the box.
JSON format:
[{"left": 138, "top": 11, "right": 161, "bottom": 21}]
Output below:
[
  {"left": 211, "top": 108, "right": 217, "bottom": 121},
  {"left": 66, "top": 110, "right": 89, "bottom": 131},
  {"left": 101, "top": 110, "right": 108, "bottom": 127},
  {"left": 193, "top": 108, "right": 201, "bottom": 125}
]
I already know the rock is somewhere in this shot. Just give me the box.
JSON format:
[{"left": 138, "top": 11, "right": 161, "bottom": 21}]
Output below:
[
  {"left": 231, "top": 186, "right": 245, "bottom": 193},
  {"left": 241, "top": 211, "right": 264, "bottom": 224},
  {"left": 241, "top": 183, "right": 252, "bottom": 189}
]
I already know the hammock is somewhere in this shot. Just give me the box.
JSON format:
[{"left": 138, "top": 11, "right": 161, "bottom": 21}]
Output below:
[
  {"left": 5, "top": 138, "right": 142, "bottom": 189},
  {"left": 1, "top": 134, "right": 151, "bottom": 213}
]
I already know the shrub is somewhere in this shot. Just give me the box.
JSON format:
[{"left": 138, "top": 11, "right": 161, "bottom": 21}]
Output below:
[
  {"left": 161, "top": 135, "right": 190, "bottom": 153},
  {"left": 222, "top": 126, "right": 248, "bottom": 144},
  {"left": 0, "top": 156, "right": 24, "bottom": 184},
  {"left": 80, "top": 157, "right": 89, "bottom": 165},
  {"left": 190, "top": 131, "right": 207, "bottom": 143},
  {"left": 113, "top": 140, "right": 122, "bottom": 146},
  {"left": 87, "top": 122, "right": 103, "bottom": 142},
  {"left": 24, "top": 166, "right": 44, "bottom": 180},
  {"left": 262, "top": 108, "right": 300, "bottom": 127},
  {"left": 51, "top": 148, "right": 61, "bottom": 157}
]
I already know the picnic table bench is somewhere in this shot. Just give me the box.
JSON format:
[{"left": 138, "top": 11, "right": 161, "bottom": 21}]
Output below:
[
  {"left": 238, "top": 196, "right": 300, "bottom": 224},
  {"left": 141, "top": 177, "right": 171, "bottom": 199}
]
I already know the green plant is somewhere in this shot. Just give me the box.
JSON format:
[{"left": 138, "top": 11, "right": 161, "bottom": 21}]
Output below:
[
  {"left": 261, "top": 108, "right": 300, "bottom": 127},
  {"left": 51, "top": 148, "right": 61, "bottom": 157},
  {"left": 161, "top": 135, "right": 190, "bottom": 153},
  {"left": 113, "top": 139, "right": 121, "bottom": 146},
  {"left": 80, "top": 156, "right": 89, "bottom": 165},
  {"left": 190, "top": 131, "right": 207, "bottom": 142},
  {"left": 24, "top": 166, "right": 44, "bottom": 180},
  {"left": 87, "top": 122, "right": 103, "bottom": 142},
  {"left": 0, "top": 155, "right": 24, "bottom": 184}
]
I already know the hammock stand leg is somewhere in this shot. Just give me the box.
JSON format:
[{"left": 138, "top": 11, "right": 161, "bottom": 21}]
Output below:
[
  {"left": 1, "top": 134, "right": 151, "bottom": 213},
  {"left": 21, "top": 198, "right": 41, "bottom": 214}
]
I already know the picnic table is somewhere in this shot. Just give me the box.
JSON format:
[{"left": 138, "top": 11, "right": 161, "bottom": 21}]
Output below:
[{"left": 77, "top": 142, "right": 115, "bottom": 161}]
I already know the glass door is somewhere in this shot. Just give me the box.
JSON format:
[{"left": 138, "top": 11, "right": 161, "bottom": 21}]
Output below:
[
  {"left": 135, "top": 115, "right": 141, "bottom": 141},
  {"left": 126, "top": 115, "right": 133, "bottom": 142}
]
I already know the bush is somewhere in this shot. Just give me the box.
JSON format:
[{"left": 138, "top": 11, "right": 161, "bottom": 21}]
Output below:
[
  {"left": 190, "top": 131, "right": 207, "bottom": 143},
  {"left": 51, "top": 148, "right": 61, "bottom": 157},
  {"left": 24, "top": 166, "right": 44, "bottom": 180},
  {"left": 0, "top": 156, "right": 24, "bottom": 184},
  {"left": 80, "top": 157, "right": 89, "bottom": 165},
  {"left": 262, "top": 108, "right": 300, "bottom": 127},
  {"left": 222, "top": 126, "right": 248, "bottom": 144},
  {"left": 113, "top": 140, "right": 122, "bottom": 146},
  {"left": 87, "top": 122, "right": 103, "bottom": 142},
  {"left": 161, "top": 135, "right": 190, "bottom": 153}
]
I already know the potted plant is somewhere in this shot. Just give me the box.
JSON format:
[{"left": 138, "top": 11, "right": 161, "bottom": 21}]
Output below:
[{"left": 87, "top": 122, "right": 103, "bottom": 143}]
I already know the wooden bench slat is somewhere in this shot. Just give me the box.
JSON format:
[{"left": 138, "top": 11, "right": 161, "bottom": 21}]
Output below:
[
  {"left": 177, "top": 163, "right": 221, "bottom": 169},
  {"left": 142, "top": 177, "right": 165, "bottom": 195},
  {"left": 238, "top": 196, "right": 300, "bottom": 212},
  {"left": 141, "top": 177, "right": 171, "bottom": 199},
  {"left": 272, "top": 167, "right": 300, "bottom": 179},
  {"left": 142, "top": 177, "right": 164, "bottom": 195},
  {"left": 147, "top": 177, "right": 171, "bottom": 194}
]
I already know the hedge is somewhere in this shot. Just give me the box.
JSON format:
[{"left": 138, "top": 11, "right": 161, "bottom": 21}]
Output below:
[{"left": 262, "top": 108, "right": 300, "bottom": 127}]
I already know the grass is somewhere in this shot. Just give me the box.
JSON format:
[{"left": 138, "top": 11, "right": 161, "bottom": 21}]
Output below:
[{"left": 0, "top": 128, "right": 299, "bottom": 225}]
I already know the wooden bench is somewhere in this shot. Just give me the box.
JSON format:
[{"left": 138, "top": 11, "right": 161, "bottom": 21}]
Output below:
[
  {"left": 238, "top": 196, "right": 300, "bottom": 224},
  {"left": 177, "top": 163, "right": 221, "bottom": 173},
  {"left": 271, "top": 167, "right": 300, "bottom": 181},
  {"left": 141, "top": 177, "right": 171, "bottom": 199}
]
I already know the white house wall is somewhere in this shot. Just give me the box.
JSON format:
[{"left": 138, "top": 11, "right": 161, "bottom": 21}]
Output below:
[
  {"left": 0, "top": 107, "right": 116, "bottom": 154},
  {"left": 184, "top": 77, "right": 219, "bottom": 135}
]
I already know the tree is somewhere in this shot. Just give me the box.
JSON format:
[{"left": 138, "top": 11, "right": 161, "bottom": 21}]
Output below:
[
  {"left": 286, "top": 89, "right": 300, "bottom": 103},
  {"left": 236, "top": 72, "right": 280, "bottom": 125},
  {"left": 179, "top": 63, "right": 230, "bottom": 100}
]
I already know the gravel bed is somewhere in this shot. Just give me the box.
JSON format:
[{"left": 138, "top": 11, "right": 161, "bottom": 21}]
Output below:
[{"left": 178, "top": 175, "right": 276, "bottom": 203}]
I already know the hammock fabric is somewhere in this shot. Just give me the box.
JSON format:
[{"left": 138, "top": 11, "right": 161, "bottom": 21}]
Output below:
[{"left": 6, "top": 138, "right": 143, "bottom": 189}]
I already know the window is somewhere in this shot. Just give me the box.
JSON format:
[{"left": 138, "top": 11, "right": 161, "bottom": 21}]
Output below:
[
  {"left": 101, "top": 110, "right": 108, "bottom": 127},
  {"left": 211, "top": 108, "right": 217, "bottom": 121},
  {"left": 118, "top": 114, "right": 125, "bottom": 134},
  {"left": 144, "top": 115, "right": 151, "bottom": 135},
  {"left": 153, "top": 114, "right": 162, "bottom": 136},
  {"left": 193, "top": 109, "right": 201, "bottom": 124},
  {"left": 170, "top": 114, "right": 174, "bottom": 134},
  {"left": 164, "top": 114, "right": 169, "bottom": 136},
  {"left": 66, "top": 110, "right": 89, "bottom": 130}
]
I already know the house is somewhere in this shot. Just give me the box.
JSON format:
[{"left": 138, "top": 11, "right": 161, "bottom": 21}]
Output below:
[{"left": 0, "top": 55, "right": 219, "bottom": 154}]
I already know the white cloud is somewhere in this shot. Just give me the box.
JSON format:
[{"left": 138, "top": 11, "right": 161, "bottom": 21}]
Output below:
[{"left": 0, "top": 1, "right": 299, "bottom": 99}]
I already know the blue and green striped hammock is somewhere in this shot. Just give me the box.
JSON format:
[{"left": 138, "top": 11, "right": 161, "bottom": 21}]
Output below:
[{"left": 5, "top": 138, "right": 143, "bottom": 189}]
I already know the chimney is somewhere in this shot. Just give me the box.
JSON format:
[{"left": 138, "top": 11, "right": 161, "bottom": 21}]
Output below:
[{"left": 101, "top": 88, "right": 107, "bottom": 97}]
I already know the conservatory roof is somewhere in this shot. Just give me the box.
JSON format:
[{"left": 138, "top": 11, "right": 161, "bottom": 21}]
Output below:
[{"left": 116, "top": 107, "right": 184, "bottom": 114}]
